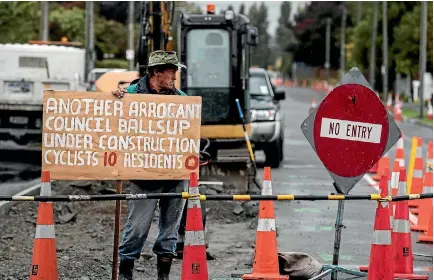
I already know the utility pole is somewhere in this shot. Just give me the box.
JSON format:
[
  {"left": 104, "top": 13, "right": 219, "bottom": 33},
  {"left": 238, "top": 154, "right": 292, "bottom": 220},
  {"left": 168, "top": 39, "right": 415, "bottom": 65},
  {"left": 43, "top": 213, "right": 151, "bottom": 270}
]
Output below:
[
  {"left": 369, "top": 2, "right": 378, "bottom": 91},
  {"left": 39, "top": 1, "right": 49, "bottom": 41},
  {"left": 340, "top": 4, "right": 347, "bottom": 79},
  {"left": 85, "top": 1, "right": 95, "bottom": 82},
  {"left": 325, "top": 17, "right": 331, "bottom": 82},
  {"left": 418, "top": 1, "right": 427, "bottom": 118},
  {"left": 382, "top": 1, "right": 388, "bottom": 102},
  {"left": 127, "top": 1, "right": 135, "bottom": 70},
  {"left": 356, "top": 2, "right": 362, "bottom": 25}
]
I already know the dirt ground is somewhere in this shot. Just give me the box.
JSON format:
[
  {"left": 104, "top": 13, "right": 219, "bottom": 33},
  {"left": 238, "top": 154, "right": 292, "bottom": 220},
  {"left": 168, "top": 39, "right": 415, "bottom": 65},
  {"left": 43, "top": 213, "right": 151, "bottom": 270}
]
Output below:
[{"left": 0, "top": 180, "right": 259, "bottom": 280}]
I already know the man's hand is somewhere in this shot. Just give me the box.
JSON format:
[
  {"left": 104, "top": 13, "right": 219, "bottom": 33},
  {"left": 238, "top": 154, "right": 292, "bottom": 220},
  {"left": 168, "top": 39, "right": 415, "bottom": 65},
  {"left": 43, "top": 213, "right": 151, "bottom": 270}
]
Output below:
[{"left": 112, "top": 88, "right": 127, "bottom": 99}]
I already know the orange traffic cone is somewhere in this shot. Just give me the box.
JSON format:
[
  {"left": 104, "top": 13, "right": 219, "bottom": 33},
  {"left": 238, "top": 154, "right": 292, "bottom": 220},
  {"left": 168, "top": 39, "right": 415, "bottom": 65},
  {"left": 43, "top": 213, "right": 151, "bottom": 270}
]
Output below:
[
  {"left": 384, "top": 167, "right": 394, "bottom": 229},
  {"left": 242, "top": 167, "right": 288, "bottom": 280},
  {"left": 390, "top": 160, "right": 402, "bottom": 219},
  {"left": 394, "top": 103, "right": 403, "bottom": 122},
  {"left": 30, "top": 171, "right": 58, "bottom": 280},
  {"left": 366, "top": 175, "right": 394, "bottom": 280},
  {"left": 409, "top": 137, "right": 424, "bottom": 208},
  {"left": 392, "top": 169, "right": 428, "bottom": 280},
  {"left": 359, "top": 174, "right": 393, "bottom": 274},
  {"left": 395, "top": 133, "right": 406, "bottom": 169},
  {"left": 386, "top": 93, "right": 393, "bottom": 111},
  {"left": 427, "top": 102, "right": 433, "bottom": 120},
  {"left": 411, "top": 165, "right": 433, "bottom": 232},
  {"left": 373, "top": 152, "right": 390, "bottom": 181},
  {"left": 181, "top": 172, "right": 208, "bottom": 280},
  {"left": 417, "top": 211, "right": 433, "bottom": 244}
]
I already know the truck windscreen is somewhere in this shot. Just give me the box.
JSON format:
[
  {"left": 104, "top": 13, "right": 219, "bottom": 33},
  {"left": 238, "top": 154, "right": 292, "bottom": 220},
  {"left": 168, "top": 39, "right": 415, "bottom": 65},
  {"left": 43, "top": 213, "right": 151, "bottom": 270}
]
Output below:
[{"left": 186, "top": 29, "right": 230, "bottom": 88}]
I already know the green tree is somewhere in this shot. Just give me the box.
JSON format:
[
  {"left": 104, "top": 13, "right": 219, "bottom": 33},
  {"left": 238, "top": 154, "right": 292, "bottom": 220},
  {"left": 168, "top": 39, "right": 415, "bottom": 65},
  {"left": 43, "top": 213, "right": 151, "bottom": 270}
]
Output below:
[
  {"left": 0, "top": 2, "right": 40, "bottom": 43},
  {"left": 392, "top": 3, "right": 433, "bottom": 76},
  {"left": 275, "top": 2, "right": 294, "bottom": 74},
  {"left": 249, "top": 2, "right": 270, "bottom": 68}
]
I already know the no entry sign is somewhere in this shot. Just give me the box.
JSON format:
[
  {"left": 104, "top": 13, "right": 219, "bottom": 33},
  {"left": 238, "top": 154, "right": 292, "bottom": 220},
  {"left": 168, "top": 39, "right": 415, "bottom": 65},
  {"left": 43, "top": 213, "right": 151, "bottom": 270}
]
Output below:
[{"left": 301, "top": 67, "right": 401, "bottom": 194}]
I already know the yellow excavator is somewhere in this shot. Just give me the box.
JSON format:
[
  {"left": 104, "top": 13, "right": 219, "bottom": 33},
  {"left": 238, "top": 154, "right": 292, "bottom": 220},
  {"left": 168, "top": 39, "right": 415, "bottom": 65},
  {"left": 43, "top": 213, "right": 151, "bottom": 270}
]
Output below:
[{"left": 95, "top": 1, "right": 260, "bottom": 194}]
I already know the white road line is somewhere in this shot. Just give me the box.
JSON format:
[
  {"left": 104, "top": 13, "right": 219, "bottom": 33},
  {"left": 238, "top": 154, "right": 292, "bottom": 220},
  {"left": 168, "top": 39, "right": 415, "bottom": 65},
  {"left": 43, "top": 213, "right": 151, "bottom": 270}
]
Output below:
[{"left": 363, "top": 174, "right": 418, "bottom": 225}]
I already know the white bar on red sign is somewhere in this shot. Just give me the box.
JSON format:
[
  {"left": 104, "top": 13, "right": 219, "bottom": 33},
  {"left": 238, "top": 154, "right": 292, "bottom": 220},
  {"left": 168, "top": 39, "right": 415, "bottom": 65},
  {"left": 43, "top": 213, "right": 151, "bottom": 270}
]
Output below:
[{"left": 320, "top": 117, "right": 382, "bottom": 143}]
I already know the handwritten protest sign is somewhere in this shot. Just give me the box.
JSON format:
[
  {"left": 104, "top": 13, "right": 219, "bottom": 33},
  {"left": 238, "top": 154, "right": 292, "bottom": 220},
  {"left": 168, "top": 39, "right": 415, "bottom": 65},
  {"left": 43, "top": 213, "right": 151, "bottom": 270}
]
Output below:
[{"left": 42, "top": 90, "right": 202, "bottom": 180}]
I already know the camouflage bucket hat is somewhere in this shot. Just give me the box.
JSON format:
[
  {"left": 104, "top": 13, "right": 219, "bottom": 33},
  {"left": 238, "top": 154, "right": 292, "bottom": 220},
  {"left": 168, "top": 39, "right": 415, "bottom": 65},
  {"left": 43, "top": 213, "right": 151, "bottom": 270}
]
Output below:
[{"left": 148, "top": 50, "right": 187, "bottom": 69}]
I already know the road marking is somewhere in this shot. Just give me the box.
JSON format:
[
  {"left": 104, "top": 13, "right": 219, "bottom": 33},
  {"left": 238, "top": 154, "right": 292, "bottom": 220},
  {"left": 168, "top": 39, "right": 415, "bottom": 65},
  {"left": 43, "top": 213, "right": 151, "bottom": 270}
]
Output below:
[
  {"left": 363, "top": 173, "right": 418, "bottom": 225},
  {"left": 283, "top": 164, "right": 321, "bottom": 169}
]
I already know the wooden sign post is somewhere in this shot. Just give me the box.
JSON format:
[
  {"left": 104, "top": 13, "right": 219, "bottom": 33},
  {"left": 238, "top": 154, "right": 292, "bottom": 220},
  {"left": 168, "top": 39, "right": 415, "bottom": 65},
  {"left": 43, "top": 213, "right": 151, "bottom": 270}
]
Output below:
[{"left": 41, "top": 90, "right": 202, "bottom": 279}]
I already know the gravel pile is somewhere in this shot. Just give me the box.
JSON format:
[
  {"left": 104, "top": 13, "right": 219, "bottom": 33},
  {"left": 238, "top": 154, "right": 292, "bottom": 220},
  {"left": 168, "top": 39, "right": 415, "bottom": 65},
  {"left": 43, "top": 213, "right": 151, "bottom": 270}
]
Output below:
[{"left": 0, "top": 180, "right": 258, "bottom": 279}]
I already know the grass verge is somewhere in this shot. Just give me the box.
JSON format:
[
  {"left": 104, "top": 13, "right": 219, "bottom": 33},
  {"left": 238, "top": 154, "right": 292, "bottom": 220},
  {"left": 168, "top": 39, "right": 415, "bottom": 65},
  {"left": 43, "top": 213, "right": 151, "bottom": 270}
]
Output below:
[{"left": 402, "top": 107, "right": 433, "bottom": 127}]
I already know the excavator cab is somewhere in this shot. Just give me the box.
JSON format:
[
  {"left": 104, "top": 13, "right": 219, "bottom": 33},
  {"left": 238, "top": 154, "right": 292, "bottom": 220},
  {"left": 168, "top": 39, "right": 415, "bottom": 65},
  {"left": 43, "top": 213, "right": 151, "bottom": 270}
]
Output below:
[{"left": 177, "top": 5, "right": 260, "bottom": 193}]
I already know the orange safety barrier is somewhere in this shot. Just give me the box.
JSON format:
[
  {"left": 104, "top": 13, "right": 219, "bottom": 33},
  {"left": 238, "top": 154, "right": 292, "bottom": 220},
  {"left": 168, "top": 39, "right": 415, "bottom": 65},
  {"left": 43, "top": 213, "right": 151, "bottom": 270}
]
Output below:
[
  {"left": 181, "top": 172, "right": 208, "bottom": 280},
  {"left": 417, "top": 211, "right": 433, "bottom": 244},
  {"left": 30, "top": 171, "right": 58, "bottom": 280},
  {"left": 242, "top": 167, "right": 288, "bottom": 280},
  {"left": 373, "top": 152, "right": 390, "bottom": 181}
]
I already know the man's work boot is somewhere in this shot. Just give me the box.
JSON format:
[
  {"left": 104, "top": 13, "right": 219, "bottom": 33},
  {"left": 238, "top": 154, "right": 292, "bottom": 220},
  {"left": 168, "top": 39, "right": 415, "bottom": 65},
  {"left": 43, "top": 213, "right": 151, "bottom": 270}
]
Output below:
[
  {"left": 157, "top": 254, "right": 173, "bottom": 280},
  {"left": 118, "top": 259, "right": 134, "bottom": 280}
]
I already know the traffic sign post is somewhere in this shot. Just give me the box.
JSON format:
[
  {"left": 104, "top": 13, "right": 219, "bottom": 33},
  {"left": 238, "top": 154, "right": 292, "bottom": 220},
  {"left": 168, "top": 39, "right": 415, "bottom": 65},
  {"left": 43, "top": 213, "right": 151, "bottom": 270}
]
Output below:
[
  {"left": 301, "top": 67, "right": 401, "bottom": 194},
  {"left": 300, "top": 67, "right": 401, "bottom": 279}
]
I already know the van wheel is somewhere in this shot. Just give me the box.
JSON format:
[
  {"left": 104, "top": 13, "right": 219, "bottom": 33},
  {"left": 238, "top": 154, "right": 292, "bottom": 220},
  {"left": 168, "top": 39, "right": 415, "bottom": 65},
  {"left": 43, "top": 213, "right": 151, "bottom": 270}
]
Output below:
[{"left": 265, "top": 140, "right": 281, "bottom": 168}]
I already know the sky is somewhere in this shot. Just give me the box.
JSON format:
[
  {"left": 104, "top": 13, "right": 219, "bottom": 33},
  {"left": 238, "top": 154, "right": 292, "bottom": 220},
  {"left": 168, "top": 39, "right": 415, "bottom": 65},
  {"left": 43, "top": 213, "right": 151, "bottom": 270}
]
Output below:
[{"left": 192, "top": 1, "right": 309, "bottom": 35}]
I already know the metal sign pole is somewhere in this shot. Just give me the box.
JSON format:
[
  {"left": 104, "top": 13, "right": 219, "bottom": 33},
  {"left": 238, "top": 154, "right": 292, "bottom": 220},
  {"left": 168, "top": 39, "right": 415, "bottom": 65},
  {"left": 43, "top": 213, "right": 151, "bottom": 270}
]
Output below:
[
  {"left": 331, "top": 182, "right": 345, "bottom": 280},
  {"left": 111, "top": 180, "right": 123, "bottom": 280}
]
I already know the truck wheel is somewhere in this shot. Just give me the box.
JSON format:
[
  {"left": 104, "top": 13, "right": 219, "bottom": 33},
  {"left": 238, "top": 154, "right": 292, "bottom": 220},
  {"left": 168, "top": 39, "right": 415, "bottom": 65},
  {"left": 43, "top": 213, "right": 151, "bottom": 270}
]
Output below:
[{"left": 265, "top": 140, "right": 281, "bottom": 168}]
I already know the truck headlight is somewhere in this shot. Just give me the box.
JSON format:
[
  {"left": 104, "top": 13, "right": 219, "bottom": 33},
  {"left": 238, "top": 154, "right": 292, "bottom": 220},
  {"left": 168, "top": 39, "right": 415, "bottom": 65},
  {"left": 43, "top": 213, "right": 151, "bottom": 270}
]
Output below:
[{"left": 250, "top": 109, "right": 276, "bottom": 122}]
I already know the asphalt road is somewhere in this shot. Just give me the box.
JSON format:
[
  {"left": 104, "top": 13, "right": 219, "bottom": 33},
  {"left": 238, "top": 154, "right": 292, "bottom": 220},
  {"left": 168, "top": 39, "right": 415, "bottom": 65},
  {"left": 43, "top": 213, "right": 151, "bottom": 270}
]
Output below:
[{"left": 253, "top": 86, "right": 433, "bottom": 279}]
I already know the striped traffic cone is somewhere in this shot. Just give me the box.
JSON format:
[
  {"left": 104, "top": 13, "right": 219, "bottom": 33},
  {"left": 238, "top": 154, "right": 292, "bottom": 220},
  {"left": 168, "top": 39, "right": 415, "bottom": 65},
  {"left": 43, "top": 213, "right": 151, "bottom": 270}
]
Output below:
[
  {"left": 384, "top": 167, "right": 394, "bottom": 229},
  {"left": 359, "top": 174, "right": 393, "bottom": 273},
  {"left": 242, "top": 167, "right": 288, "bottom": 280},
  {"left": 30, "top": 171, "right": 58, "bottom": 280},
  {"left": 367, "top": 175, "right": 394, "bottom": 280},
  {"left": 411, "top": 165, "right": 433, "bottom": 232},
  {"left": 409, "top": 137, "right": 424, "bottom": 208},
  {"left": 395, "top": 133, "right": 406, "bottom": 169},
  {"left": 181, "top": 172, "right": 208, "bottom": 280},
  {"left": 390, "top": 160, "right": 402, "bottom": 219},
  {"left": 386, "top": 93, "right": 393, "bottom": 112},
  {"left": 392, "top": 169, "right": 428, "bottom": 280}
]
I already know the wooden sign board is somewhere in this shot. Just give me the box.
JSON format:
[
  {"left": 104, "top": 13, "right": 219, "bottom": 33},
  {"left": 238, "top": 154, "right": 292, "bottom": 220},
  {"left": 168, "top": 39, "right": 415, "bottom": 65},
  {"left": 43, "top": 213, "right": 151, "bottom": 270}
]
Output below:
[{"left": 42, "top": 90, "right": 202, "bottom": 180}]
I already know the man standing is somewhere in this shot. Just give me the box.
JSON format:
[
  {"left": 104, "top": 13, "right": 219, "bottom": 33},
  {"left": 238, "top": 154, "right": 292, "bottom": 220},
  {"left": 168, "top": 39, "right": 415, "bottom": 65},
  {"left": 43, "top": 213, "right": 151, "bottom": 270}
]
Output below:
[{"left": 112, "top": 50, "right": 188, "bottom": 280}]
